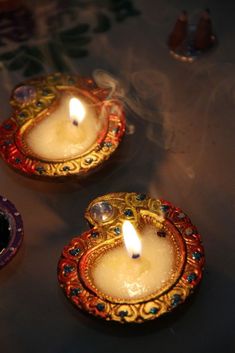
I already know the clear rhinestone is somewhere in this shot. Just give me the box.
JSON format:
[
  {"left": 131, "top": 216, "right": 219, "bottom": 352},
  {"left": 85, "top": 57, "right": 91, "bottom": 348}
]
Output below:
[
  {"left": 90, "top": 201, "right": 114, "bottom": 222},
  {"left": 13, "top": 85, "right": 36, "bottom": 103}
]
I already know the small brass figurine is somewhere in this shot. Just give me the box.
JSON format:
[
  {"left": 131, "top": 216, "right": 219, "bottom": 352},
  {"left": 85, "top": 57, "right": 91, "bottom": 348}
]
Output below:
[{"left": 168, "top": 9, "right": 216, "bottom": 63}]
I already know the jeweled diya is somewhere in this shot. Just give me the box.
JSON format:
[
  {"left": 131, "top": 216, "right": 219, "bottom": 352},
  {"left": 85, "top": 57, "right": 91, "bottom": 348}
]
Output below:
[
  {"left": 0, "top": 195, "right": 23, "bottom": 269},
  {"left": 0, "top": 73, "right": 125, "bottom": 179},
  {"left": 58, "top": 192, "right": 204, "bottom": 323}
]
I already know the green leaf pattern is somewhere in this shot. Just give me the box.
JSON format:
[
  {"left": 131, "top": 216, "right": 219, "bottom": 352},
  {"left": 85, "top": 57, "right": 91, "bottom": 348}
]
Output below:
[{"left": 0, "top": 1, "right": 141, "bottom": 77}]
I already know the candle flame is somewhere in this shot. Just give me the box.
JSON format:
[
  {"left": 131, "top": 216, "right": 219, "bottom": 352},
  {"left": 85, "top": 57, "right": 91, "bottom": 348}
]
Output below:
[
  {"left": 122, "top": 220, "right": 142, "bottom": 259},
  {"left": 69, "top": 97, "right": 86, "bottom": 126}
]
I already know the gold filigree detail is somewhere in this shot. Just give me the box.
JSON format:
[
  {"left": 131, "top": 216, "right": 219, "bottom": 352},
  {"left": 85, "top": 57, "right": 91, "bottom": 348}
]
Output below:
[
  {"left": 58, "top": 192, "right": 205, "bottom": 323},
  {"left": 0, "top": 73, "right": 125, "bottom": 178}
]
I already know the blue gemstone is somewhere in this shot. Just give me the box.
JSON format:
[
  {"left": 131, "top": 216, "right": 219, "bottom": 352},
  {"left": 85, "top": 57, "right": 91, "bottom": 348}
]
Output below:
[
  {"left": 149, "top": 307, "right": 158, "bottom": 314},
  {"left": 35, "top": 166, "right": 45, "bottom": 174},
  {"left": 124, "top": 209, "right": 133, "bottom": 217},
  {"left": 192, "top": 251, "right": 202, "bottom": 261},
  {"left": 15, "top": 158, "right": 21, "bottom": 164},
  {"left": 70, "top": 288, "right": 81, "bottom": 296},
  {"left": 96, "top": 303, "right": 105, "bottom": 311},
  {"left": 103, "top": 142, "right": 112, "bottom": 147},
  {"left": 19, "top": 111, "right": 27, "bottom": 118},
  {"left": 114, "top": 227, "right": 121, "bottom": 235},
  {"left": 136, "top": 194, "right": 146, "bottom": 201},
  {"left": 177, "top": 212, "right": 185, "bottom": 219},
  {"left": 91, "top": 231, "right": 99, "bottom": 238},
  {"left": 119, "top": 310, "right": 128, "bottom": 318},
  {"left": 63, "top": 166, "right": 70, "bottom": 171},
  {"left": 4, "top": 124, "right": 12, "bottom": 130},
  {"left": 64, "top": 265, "right": 74, "bottom": 274},
  {"left": 4, "top": 140, "right": 12, "bottom": 146},
  {"left": 69, "top": 248, "right": 80, "bottom": 256},
  {"left": 187, "top": 273, "right": 197, "bottom": 283},
  {"left": 171, "top": 294, "right": 181, "bottom": 307},
  {"left": 160, "top": 205, "right": 169, "bottom": 212}
]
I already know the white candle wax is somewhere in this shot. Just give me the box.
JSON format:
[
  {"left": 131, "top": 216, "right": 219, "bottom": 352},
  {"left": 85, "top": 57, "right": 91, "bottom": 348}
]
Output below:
[
  {"left": 92, "top": 226, "right": 175, "bottom": 300},
  {"left": 26, "top": 94, "right": 103, "bottom": 160}
]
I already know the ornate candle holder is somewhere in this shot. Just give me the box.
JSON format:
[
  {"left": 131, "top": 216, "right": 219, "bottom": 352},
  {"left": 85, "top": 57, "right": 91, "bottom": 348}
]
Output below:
[
  {"left": 0, "top": 195, "right": 23, "bottom": 269},
  {"left": 0, "top": 73, "right": 125, "bottom": 179},
  {"left": 58, "top": 192, "right": 204, "bottom": 323}
]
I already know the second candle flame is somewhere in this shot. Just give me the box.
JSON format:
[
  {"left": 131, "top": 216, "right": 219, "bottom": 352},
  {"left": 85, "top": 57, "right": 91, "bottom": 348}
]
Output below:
[
  {"left": 69, "top": 97, "right": 86, "bottom": 126},
  {"left": 122, "top": 220, "right": 142, "bottom": 259}
]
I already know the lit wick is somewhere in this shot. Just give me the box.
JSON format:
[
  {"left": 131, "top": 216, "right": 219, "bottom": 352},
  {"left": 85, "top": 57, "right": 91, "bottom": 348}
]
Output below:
[
  {"left": 122, "top": 220, "right": 142, "bottom": 260},
  {"left": 132, "top": 253, "right": 140, "bottom": 259},
  {"left": 69, "top": 97, "right": 86, "bottom": 127}
]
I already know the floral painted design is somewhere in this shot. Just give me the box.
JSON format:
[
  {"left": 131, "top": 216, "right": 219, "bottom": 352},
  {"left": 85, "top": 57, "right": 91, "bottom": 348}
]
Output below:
[{"left": 0, "top": 0, "right": 141, "bottom": 76}]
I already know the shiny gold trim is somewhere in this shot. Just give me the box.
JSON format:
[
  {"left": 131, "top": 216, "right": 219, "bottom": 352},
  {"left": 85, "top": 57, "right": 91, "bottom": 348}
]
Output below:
[
  {"left": 0, "top": 73, "right": 125, "bottom": 178},
  {"left": 58, "top": 192, "right": 205, "bottom": 323}
]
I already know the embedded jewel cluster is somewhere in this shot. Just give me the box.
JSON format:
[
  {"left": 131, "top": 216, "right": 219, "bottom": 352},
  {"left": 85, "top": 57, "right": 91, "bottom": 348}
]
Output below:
[
  {"left": 57, "top": 192, "right": 204, "bottom": 323},
  {"left": 0, "top": 73, "right": 125, "bottom": 178}
]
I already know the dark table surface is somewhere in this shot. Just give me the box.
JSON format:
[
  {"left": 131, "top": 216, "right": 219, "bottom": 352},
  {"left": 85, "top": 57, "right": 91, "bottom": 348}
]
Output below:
[{"left": 0, "top": 1, "right": 235, "bottom": 352}]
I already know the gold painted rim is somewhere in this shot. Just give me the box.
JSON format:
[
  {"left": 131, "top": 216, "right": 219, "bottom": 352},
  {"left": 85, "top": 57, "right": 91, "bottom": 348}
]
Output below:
[
  {"left": 58, "top": 192, "right": 205, "bottom": 323},
  {"left": 0, "top": 73, "right": 125, "bottom": 178}
]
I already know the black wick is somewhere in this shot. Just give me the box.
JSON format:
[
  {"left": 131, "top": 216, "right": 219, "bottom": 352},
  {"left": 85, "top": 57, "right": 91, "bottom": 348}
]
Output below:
[{"left": 72, "top": 120, "right": 79, "bottom": 126}]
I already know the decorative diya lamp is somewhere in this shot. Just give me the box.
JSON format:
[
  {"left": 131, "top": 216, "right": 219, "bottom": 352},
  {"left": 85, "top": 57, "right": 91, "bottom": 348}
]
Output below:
[
  {"left": 0, "top": 73, "right": 125, "bottom": 179},
  {"left": 168, "top": 9, "right": 216, "bottom": 63},
  {"left": 0, "top": 195, "right": 23, "bottom": 269},
  {"left": 58, "top": 192, "right": 204, "bottom": 323}
]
